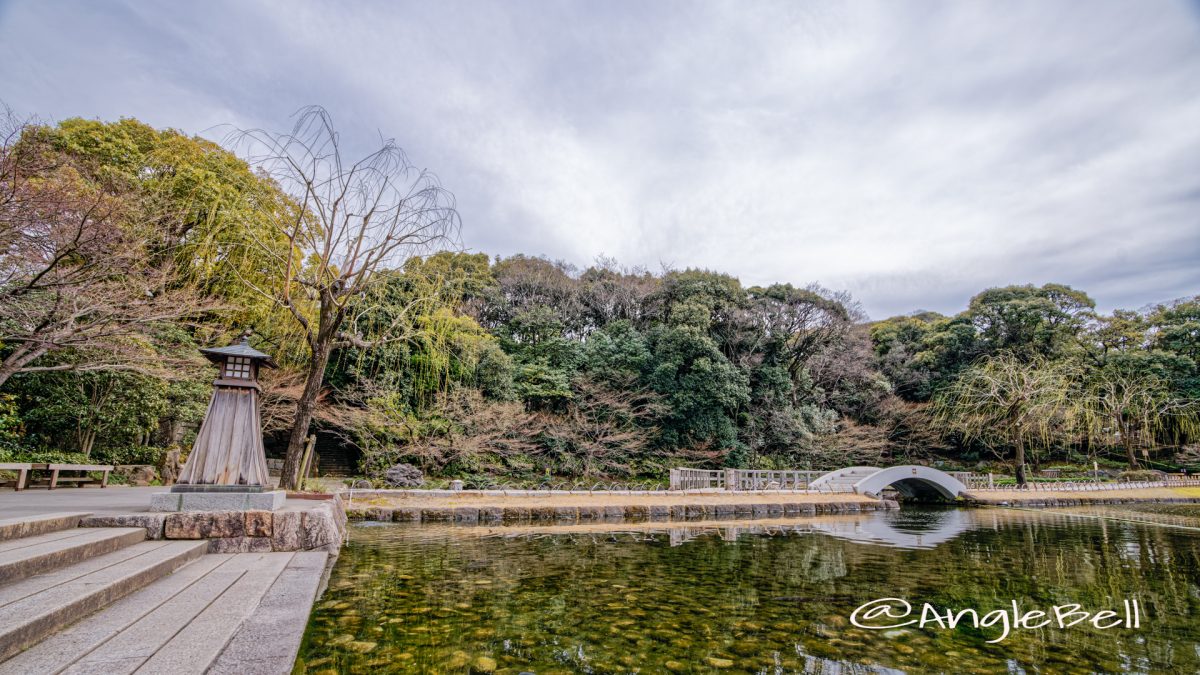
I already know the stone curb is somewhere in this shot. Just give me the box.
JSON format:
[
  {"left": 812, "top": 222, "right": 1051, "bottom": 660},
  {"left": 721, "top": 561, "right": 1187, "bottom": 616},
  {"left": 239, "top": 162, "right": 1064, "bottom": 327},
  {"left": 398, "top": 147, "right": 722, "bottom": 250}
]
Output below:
[
  {"left": 344, "top": 499, "right": 900, "bottom": 524},
  {"left": 78, "top": 497, "right": 349, "bottom": 553}
]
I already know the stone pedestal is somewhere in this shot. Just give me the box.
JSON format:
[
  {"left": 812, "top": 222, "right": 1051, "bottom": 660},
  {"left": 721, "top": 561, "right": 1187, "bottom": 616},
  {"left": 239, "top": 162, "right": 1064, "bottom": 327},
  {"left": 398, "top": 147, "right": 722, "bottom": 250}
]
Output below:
[{"left": 150, "top": 490, "right": 286, "bottom": 512}]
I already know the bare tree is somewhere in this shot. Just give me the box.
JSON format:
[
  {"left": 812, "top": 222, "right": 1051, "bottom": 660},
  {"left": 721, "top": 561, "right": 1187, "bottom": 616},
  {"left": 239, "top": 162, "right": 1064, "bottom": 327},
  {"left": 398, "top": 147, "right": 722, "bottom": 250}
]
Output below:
[
  {"left": 234, "top": 107, "right": 459, "bottom": 489},
  {"left": 0, "top": 109, "right": 207, "bottom": 387}
]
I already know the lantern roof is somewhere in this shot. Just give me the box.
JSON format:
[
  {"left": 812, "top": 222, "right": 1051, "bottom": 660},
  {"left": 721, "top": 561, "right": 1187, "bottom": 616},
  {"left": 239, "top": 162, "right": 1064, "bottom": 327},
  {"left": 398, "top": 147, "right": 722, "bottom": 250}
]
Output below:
[{"left": 199, "top": 333, "right": 277, "bottom": 369}]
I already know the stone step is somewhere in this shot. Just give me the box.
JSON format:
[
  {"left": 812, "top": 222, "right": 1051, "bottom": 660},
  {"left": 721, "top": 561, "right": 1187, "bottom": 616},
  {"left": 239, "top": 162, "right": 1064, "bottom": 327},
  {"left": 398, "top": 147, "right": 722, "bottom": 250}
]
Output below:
[
  {"left": 0, "top": 551, "right": 328, "bottom": 675},
  {"left": 0, "top": 513, "right": 92, "bottom": 543},
  {"left": 0, "top": 539, "right": 208, "bottom": 661},
  {"left": 0, "top": 527, "right": 146, "bottom": 585}
]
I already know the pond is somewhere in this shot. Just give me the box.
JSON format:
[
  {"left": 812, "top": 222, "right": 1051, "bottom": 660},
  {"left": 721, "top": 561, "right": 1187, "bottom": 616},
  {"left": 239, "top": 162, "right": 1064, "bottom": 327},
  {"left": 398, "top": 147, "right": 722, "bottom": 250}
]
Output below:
[{"left": 297, "top": 506, "right": 1200, "bottom": 674}]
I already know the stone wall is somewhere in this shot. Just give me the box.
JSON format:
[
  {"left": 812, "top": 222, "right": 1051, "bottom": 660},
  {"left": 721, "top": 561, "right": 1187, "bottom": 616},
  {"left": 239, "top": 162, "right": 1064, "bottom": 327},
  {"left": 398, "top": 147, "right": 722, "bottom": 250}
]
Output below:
[
  {"left": 962, "top": 495, "right": 1200, "bottom": 508},
  {"left": 80, "top": 497, "right": 347, "bottom": 554},
  {"left": 345, "top": 499, "right": 898, "bottom": 524}
]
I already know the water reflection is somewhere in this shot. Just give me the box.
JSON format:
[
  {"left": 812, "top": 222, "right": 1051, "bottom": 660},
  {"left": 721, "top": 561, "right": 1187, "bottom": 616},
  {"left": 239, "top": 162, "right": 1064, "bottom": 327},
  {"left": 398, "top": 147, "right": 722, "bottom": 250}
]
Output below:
[{"left": 301, "top": 506, "right": 1200, "bottom": 674}]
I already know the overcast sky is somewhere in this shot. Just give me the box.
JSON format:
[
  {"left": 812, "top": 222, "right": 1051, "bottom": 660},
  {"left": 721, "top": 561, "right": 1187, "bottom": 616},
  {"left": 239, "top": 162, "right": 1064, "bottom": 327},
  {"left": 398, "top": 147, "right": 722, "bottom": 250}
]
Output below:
[{"left": 1, "top": 1, "right": 1197, "bottom": 318}]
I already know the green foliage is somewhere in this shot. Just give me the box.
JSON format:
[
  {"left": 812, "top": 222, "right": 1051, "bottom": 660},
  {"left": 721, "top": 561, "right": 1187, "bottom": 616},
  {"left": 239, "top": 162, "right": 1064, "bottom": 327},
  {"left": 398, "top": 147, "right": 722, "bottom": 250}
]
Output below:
[
  {"left": 646, "top": 325, "right": 750, "bottom": 453},
  {"left": 1149, "top": 297, "right": 1200, "bottom": 363},
  {"left": 30, "top": 117, "right": 299, "bottom": 341},
  {"left": 513, "top": 363, "right": 574, "bottom": 411},
  {"left": 967, "top": 283, "right": 1094, "bottom": 359},
  {"left": 93, "top": 444, "right": 169, "bottom": 466},
  {"left": 0, "top": 448, "right": 92, "bottom": 465},
  {"left": 13, "top": 370, "right": 168, "bottom": 457},
  {"left": 0, "top": 394, "right": 25, "bottom": 453}
]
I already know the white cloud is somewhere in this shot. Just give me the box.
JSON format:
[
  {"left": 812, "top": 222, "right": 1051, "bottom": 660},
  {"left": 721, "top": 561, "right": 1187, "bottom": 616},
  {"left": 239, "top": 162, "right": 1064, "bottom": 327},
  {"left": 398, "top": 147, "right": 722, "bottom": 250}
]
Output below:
[{"left": 0, "top": 0, "right": 1196, "bottom": 317}]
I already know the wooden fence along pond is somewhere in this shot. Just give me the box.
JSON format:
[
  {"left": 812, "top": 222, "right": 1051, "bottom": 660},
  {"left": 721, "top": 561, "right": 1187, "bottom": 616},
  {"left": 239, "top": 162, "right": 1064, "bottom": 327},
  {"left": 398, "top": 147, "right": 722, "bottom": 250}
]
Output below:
[{"left": 668, "top": 467, "right": 1200, "bottom": 493}]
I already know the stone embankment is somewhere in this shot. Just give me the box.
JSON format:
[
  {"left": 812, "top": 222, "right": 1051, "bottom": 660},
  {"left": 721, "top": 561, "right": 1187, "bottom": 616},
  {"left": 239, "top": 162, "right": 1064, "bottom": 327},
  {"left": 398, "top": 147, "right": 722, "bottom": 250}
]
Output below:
[
  {"left": 963, "top": 486, "right": 1200, "bottom": 508},
  {"left": 345, "top": 494, "right": 897, "bottom": 524},
  {"left": 77, "top": 499, "right": 347, "bottom": 553}
]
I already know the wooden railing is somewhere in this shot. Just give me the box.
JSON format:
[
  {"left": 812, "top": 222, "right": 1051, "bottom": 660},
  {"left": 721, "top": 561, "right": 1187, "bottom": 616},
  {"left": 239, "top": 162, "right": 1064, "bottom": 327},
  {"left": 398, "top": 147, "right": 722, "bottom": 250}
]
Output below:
[
  {"left": 732, "top": 470, "right": 826, "bottom": 490},
  {"left": 669, "top": 468, "right": 836, "bottom": 491},
  {"left": 668, "top": 468, "right": 726, "bottom": 490},
  {"left": 965, "top": 473, "right": 1200, "bottom": 492}
]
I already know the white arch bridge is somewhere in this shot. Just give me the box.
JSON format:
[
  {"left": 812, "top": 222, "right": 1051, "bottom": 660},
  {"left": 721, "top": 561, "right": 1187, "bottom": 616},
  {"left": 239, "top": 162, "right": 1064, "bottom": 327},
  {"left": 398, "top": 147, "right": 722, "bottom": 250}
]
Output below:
[
  {"left": 807, "top": 466, "right": 968, "bottom": 500},
  {"left": 669, "top": 466, "right": 969, "bottom": 500}
]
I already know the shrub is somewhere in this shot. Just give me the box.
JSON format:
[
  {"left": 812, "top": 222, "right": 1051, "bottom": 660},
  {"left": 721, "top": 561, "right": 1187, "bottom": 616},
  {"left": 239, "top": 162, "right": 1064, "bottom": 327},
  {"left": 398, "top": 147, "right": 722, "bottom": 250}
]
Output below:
[
  {"left": 2, "top": 449, "right": 92, "bottom": 465},
  {"left": 94, "top": 445, "right": 168, "bottom": 466}
]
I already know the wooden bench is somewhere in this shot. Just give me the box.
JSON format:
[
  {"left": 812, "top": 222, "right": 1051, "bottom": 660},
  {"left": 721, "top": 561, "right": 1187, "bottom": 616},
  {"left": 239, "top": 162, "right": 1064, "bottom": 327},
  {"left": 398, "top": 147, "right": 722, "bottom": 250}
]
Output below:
[
  {"left": 28, "top": 463, "right": 113, "bottom": 489},
  {"left": 0, "top": 463, "right": 33, "bottom": 491}
]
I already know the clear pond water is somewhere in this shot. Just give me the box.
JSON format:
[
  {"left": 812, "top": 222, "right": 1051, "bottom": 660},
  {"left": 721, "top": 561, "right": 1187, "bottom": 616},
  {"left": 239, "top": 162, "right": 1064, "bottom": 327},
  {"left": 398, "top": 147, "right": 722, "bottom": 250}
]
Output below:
[{"left": 297, "top": 506, "right": 1200, "bottom": 674}]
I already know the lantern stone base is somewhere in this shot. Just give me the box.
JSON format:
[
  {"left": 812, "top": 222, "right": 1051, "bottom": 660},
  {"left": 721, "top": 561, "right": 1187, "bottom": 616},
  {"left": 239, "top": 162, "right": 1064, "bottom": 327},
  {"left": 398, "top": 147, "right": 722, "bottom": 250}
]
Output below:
[{"left": 149, "top": 489, "right": 286, "bottom": 512}]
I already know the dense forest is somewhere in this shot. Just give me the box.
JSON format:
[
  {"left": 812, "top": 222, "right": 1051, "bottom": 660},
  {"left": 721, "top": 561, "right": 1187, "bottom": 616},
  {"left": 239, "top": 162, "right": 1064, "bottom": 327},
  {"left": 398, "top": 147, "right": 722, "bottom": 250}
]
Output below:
[{"left": 1, "top": 114, "right": 1197, "bottom": 487}]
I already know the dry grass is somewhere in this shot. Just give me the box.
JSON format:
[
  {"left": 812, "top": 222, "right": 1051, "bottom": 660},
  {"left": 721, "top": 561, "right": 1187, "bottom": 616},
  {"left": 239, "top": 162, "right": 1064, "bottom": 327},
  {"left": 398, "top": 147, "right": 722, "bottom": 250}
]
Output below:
[{"left": 968, "top": 486, "right": 1199, "bottom": 502}]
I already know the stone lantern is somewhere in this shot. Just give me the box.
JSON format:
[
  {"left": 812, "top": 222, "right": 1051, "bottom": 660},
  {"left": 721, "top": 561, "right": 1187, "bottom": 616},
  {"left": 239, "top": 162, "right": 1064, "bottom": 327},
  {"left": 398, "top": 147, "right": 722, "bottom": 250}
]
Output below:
[{"left": 151, "top": 332, "right": 286, "bottom": 512}]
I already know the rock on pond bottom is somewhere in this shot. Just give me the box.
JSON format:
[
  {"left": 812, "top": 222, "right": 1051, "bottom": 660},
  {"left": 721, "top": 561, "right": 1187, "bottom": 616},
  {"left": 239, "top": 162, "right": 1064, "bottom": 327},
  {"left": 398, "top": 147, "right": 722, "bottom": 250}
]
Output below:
[{"left": 297, "top": 506, "right": 1200, "bottom": 673}]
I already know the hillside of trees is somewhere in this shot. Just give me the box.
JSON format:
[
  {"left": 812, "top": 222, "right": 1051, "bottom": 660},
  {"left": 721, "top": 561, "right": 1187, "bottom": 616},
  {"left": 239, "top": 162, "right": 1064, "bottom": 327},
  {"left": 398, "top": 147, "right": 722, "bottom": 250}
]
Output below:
[{"left": 1, "top": 113, "right": 1197, "bottom": 486}]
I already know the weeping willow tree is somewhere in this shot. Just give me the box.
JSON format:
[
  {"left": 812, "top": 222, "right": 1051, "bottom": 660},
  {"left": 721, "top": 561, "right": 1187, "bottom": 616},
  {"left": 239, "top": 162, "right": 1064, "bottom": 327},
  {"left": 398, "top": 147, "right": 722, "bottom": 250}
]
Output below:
[
  {"left": 1084, "top": 355, "right": 1200, "bottom": 469},
  {"left": 933, "top": 354, "right": 1081, "bottom": 485}
]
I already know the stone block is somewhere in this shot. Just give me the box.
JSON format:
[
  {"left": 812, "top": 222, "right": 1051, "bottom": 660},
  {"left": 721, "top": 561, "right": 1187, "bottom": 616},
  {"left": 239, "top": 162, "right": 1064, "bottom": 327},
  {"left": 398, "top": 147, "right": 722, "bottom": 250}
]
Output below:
[
  {"left": 648, "top": 505, "right": 671, "bottom": 520},
  {"left": 207, "top": 536, "right": 273, "bottom": 553},
  {"left": 603, "top": 506, "right": 625, "bottom": 519},
  {"left": 577, "top": 506, "right": 603, "bottom": 520},
  {"left": 478, "top": 507, "right": 504, "bottom": 523},
  {"left": 149, "top": 492, "right": 182, "bottom": 512},
  {"left": 366, "top": 507, "right": 393, "bottom": 522},
  {"left": 150, "top": 490, "right": 285, "bottom": 512},
  {"left": 552, "top": 506, "right": 578, "bottom": 521},
  {"left": 271, "top": 509, "right": 303, "bottom": 551},
  {"left": 765, "top": 503, "right": 784, "bottom": 515},
  {"left": 300, "top": 504, "right": 344, "bottom": 551},
  {"left": 244, "top": 510, "right": 273, "bottom": 537},
  {"left": 421, "top": 507, "right": 454, "bottom": 522},
  {"left": 181, "top": 492, "right": 250, "bottom": 511},
  {"left": 751, "top": 504, "right": 770, "bottom": 517},
  {"left": 713, "top": 504, "right": 736, "bottom": 516},
  {"left": 453, "top": 507, "right": 479, "bottom": 524},
  {"left": 164, "top": 511, "right": 245, "bottom": 539},
  {"left": 733, "top": 504, "right": 753, "bottom": 516},
  {"left": 502, "top": 507, "right": 530, "bottom": 522},
  {"left": 530, "top": 507, "right": 558, "bottom": 521},
  {"left": 80, "top": 514, "right": 167, "bottom": 540},
  {"left": 624, "top": 505, "right": 649, "bottom": 520},
  {"left": 392, "top": 507, "right": 422, "bottom": 522},
  {"left": 244, "top": 491, "right": 287, "bottom": 511},
  {"left": 669, "top": 505, "right": 688, "bottom": 519}
]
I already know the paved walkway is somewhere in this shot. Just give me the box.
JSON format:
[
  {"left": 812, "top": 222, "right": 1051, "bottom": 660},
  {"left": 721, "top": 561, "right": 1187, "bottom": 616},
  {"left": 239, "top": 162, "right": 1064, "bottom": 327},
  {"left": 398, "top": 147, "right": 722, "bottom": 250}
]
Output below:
[
  {"left": 0, "top": 486, "right": 319, "bottom": 517},
  {"left": 0, "top": 550, "right": 327, "bottom": 674},
  {"left": 0, "top": 511, "right": 330, "bottom": 674}
]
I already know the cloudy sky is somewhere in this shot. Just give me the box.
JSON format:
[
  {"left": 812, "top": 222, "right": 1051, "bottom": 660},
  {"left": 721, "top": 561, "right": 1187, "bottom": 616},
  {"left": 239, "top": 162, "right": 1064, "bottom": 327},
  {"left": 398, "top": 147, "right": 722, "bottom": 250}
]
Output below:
[{"left": 1, "top": 1, "right": 1197, "bottom": 318}]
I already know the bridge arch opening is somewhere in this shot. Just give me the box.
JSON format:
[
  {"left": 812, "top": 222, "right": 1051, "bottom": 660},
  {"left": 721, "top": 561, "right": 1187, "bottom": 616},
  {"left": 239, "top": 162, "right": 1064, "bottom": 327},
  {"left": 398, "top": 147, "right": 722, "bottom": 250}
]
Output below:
[{"left": 854, "top": 466, "right": 968, "bottom": 501}]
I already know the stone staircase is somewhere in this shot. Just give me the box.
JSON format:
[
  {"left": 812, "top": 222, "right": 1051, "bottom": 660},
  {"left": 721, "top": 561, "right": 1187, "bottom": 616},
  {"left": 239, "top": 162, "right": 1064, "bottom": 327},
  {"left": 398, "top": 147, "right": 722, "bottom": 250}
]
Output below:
[{"left": 0, "top": 512, "right": 327, "bottom": 674}]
